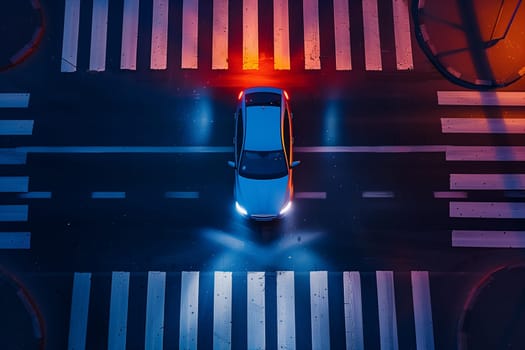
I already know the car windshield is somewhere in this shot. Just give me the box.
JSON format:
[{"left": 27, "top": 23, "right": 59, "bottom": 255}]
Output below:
[
  {"left": 239, "top": 150, "right": 288, "bottom": 179},
  {"left": 245, "top": 92, "right": 281, "bottom": 107}
]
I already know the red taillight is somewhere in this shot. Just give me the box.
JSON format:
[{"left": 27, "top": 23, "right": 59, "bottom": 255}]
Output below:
[
  {"left": 283, "top": 90, "right": 289, "bottom": 100},
  {"left": 238, "top": 91, "right": 244, "bottom": 100}
]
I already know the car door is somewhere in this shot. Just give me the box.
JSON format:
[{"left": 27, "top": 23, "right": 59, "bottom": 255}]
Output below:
[{"left": 235, "top": 108, "right": 244, "bottom": 166}]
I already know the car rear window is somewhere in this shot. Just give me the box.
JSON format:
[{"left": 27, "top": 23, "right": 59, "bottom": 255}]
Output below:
[{"left": 245, "top": 92, "right": 281, "bottom": 107}]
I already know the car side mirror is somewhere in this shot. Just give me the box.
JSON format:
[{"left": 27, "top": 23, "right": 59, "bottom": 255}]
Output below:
[
  {"left": 291, "top": 160, "right": 301, "bottom": 168},
  {"left": 227, "top": 161, "right": 236, "bottom": 168}
]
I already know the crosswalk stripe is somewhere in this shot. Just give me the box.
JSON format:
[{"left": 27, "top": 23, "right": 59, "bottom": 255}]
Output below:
[
  {"left": 213, "top": 272, "right": 232, "bottom": 350},
  {"left": 362, "top": 0, "right": 382, "bottom": 71},
  {"left": 247, "top": 272, "right": 266, "bottom": 350},
  {"left": 212, "top": 0, "right": 229, "bottom": 70},
  {"left": 0, "top": 120, "right": 34, "bottom": 135},
  {"left": 150, "top": 0, "right": 169, "bottom": 70},
  {"left": 310, "top": 271, "right": 330, "bottom": 350},
  {"left": 392, "top": 0, "right": 413, "bottom": 70},
  {"left": 0, "top": 176, "right": 29, "bottom": 192},
  {"left": 182, "top": 0, "right": 199, "bottom": 69},
  {"left": 441, "top": 117, "right": 525, "bottom": 134},
  {"left": 61, "top": 0, "right": 81, "bottom": 72},
  {"left": 120, "top": 0, "right": 140, "bottom": 70},
  {"left": 437, "top": 91, "right": 525, "bottom": 106},
  {"left": 333, "top": 0, "right": 352, "bottom": 70},
  {"left": 446, "top": 146, "right": 525, "bottom": 161},
  {"left": 273, "top": 0, "right": 291, "bottom": 70},
  {"left": 68, "top": 272, "right": 91, "bottom": 350},
  {"left": 343, "top": 271, "right": 364, "bottom": 350},
  {"left": 451, "top": 174, "right": 525, "bottom": 190},
  {"left": 243, "top": 0, "right": 259, "bottom": 69},
  {"left": 0, "top": 93, "right": 30, "bottom": 108},
  {"left": 277, "top": 271, "right": 296, "bottom": 350},
  {"left": 303, "top": 0, "right": 321, "bottom": 70},
  {"left": 452, "top": 230, "right": 525, "bottom": 248},
  {"left": 376, "top": 271, "right": 399, "bottom": 350},
  {"left": 89, "top": 0, "right": 109, "bottom": 71},
  {"left": 0, "top": 232, "right": 30, "bottom": 249},
  {"left": 411, "top": 271, "right": 435, "bottom": 350},
  {"left": 179, "top": 271, "right": 199, "bottom": 350},
  {"left": 145, "top": 271, "right": 166, "bottom": 350},
  {"left": 108, "top": 272, "right": 130, "bottom": 350},
  {"left": 0, "top": 205, "right": 28, "bottom": 222},
  {"left": 450, "top": 201, "right": 525, "bottom": 219}
]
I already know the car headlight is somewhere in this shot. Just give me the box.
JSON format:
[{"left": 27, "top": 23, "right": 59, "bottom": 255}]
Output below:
[
  {"left": 235, "top": 201, "right": 248, "bottom": 216},
  {"left": 279, "top": 201, "right": 292, "bottom": 215}
]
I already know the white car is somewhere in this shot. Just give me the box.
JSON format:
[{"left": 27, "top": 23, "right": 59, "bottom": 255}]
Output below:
[{"left": 228, "top": 87, "right": 301, "bottom": 221}]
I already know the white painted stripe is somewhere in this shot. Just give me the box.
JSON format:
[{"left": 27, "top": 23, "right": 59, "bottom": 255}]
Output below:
[
  {"left": 212, "top": 0, "right": 229, "bottom": 69},
  {"left": 213, "top": 272, "right": 232, "bottom": 350},
  {"left": 61, "top": 0, "right": 81, "bottom": 72},
  {"left": 273, "top": 0, "right": 290, "bottom": 70},
  {"left": 362, "top": 191, "right": 394, "bottom": 198},
  {"left": 145, "top": 271, "right": 166, "bottom": 350},
  {"left": 411, "top": 271, "right": 435, "bottom": 350},
  {"left": 243, "top": 0, "right": 258, "bottom": 69},
  {"left": 0, "top": 149, "right": 26, "bottom": 164},
  {"left": 89, "top": 0, "right": 109, "bottom": 71},
  {"left": 303, "top": 0, "right": 321, "bottom": 70},
  {"left": 446, "top": 146, "right": 525, "bottom": 161},
  {"left": 91, "top": 192, "right": 126, "bottom": 199},
  {"left": 150, "top": 0, "right": 169, "bottom": 70},
  {"left": 433, "top": 191, "right": 468, "bottom": 199},
  {"left": 18, "top": 191, "right": 52, "bottom": 199},
  {"left": 0, "top": 93, "right": 30, "bottom": 108},
  {"left": 120, "top": 0, "right": 140, "bottom": 70},
  {"left": 343, "top": 271, "right": 364, "bottom": 350},
  {"left": 0, "top": 177, "right": 29, "bottom": 192},
  {"left": 164, "top": 191, "right": 199, "bottom": 199},
  {"left": 362, "top": 0, "right": 382, "bottom": 71},
  {"left": 441, "top": 118, "right": 525, "bottom": 134},
  {"left": 181, "top": 0, "right": 199, "bottom": 69},
  {"left": 179, "top": 271, "right": 199, "bottom": 350},
  {"left": 392, "top": 0, "right": 413, "bottom": 70},
  {"left": 277, "top": 271, "right": 296, "bottom": 350},
  {"left": 450, "top": 202, "right": 525, "bottom": 219},
  {"left": 295, "top": 192, "right": 327, "bottom": 199},
  {"left": 451, "top": 174, "right": 525, "bottom": 190},
  {"left": 452, "top": 230, "right": 525, "bottom": 248},
  {"left": 376, "top": 271, "right": 399, "bottom": 350},
  {"left": 247, "top": 272, "right": 265, "bottom": 350},
  {"left": 0, "top": 205, "right": 28, "bottom": 222},
  {"left": 333, "top": 0, "right": 352, "bottom": 70},
  {"left": 68, "top": 272, "right": 91, "bottom": 350},
  {"left": 310, "top": 271, "right": 330, "bottom": 350},
  {"left": 438, "top": 91, "right": 525, "bottom": 106},
  {"left": 0, "top": 232, "right": 30, "bottom": 249},
  {"left": 0, "top": 120, "right": 34, "bottom": 135},
  {"left": 108, "top": 271, "right": 130, "bottom": 350}
]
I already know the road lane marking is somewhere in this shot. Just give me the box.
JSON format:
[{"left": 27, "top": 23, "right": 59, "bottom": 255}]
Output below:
[
  {"left": 0, "top": 232, "right": 30, "bottom": 249},
  {"left": 450, "top": 202, "right": 525, "bottom": 219},
  {"left": 451, "top": 174, "right": 525, "bottom": 190},
  {"left": 273, "top": 0, "right": 291, "bottom": 70},
  {"left": 145, "top": 271, "right": 166, "bottom": 350},
  {"left": 376, "top": 271, "right": 399, "bottom": 350},
  {"left": 18, "top": 191, "right": 52, "bottom": 199},
  {"left": 212, "top": 0, "right": 229, "bottom": 70},
  {"left": 277, "top": 271, "right": 296, "bottom": 350},
  {"left": 441, "top": 118, "right": 525, "bottom": 134},
  {"left": 446, "top": 146, "right": 525, "bottom": 161},
  {"left": 243, "top": 0, "right": 259, "bottom": 69},
  {"left": 164, "top": 191, "right": 199, "bottom": 199},
  {"left": 213, "top": 271, "right": 232, "bottom": 350},
  {"left": 61, "top": 0, "right": 81, "bottom": 72},
  {"left": 0, "top": 177, "right": 29, "bottom": 192},
  {"left": 362, "top": 0, "right": 382, "bottom": 71},
  {"left": 303, "top": 0, "right": 321, "bottom": 70},
  {"left": 68, "top": 272, "right": 91, "bottom": 350},
  {"left": 0, "top": 93, "right": 30, "bottom": 108},
  {"left": 343, "top": 271, "right": 364, "bottom": 350},
  {"left": 180, "top": 271, "right": 199, "bottom": 350},
  {"left": 452, "top": 230, "right": 525, "bottom": 248},
  {"left": 0, "top": 120, "right": 34, "bottom": 135},
  {"left": 411, "top": 271, "right": 435, "bottom": 350},
  {"left": 120, "top": 0, "right": 140, "bottom": 70},
  {"left": 91, "top": 192, "right": 126, "bottom": 199},
  {"left": 89, "top": 0, "right": 109, "bottom": 71},
  {"left": 295, "top": 192, "right": 327, "bottom": 199},
  {"left": 310, "top": 271, "right": 330, "bottom": 350},
  {"left": 182, "top": 0, "right": 199, "bottom": 69},
  {"left": 362, "top": 191, "right": 394, "bottom": 198},
  {"left": 0, "top": 205, "right": 28, "bottom": 222},
  {"left": 433, "top": 191, "right": 468, "bottom": 199},
  {"left": 392, "top": 0, "right": 413, "bottom": 70},
  {"left": 333, "top": 0, "right": 352, "bottom": 70},
  {"left": 150, "top": 0, "right": 169, "bottom": 69},
  {"left": 437, "top": 91, "right": 525, "bottom": 106},
  {"left": 108, "top": 271, "right": 130, "bottom": 350},
  {"left": 247, "top": 272, "right": 265, "bottom": 350}
]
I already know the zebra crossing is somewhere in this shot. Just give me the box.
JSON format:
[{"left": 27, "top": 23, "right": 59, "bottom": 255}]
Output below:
[{"left": 61, "top": 0, "right": 415, "bottom": 73}]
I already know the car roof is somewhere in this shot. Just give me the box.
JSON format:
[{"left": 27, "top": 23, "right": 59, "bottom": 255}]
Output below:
[{"left": 244, "top": 106, "right": 282, "bottom": 151}]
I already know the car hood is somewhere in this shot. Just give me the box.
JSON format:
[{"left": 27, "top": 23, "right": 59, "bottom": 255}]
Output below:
[{"left": 236, "top": 175, "right": 290, "bottom": 216}]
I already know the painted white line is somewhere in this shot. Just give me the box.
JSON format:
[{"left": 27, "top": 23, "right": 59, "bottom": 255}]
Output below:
[
  {"left": 0, "top": 93, "right": 30, "bottom": 108},
  {"left": 0, "top": 205, "right": 28, "bottom": 222},
  {"left": 451, "top": 174, "right": 525, "bottom": 190},
  {"left": 333, "top": 0, "right": 352, "bottom": 70},
  {"left": 450, "top": 202, "right": 525, "bottom": 219},
  {"left": 411, "top": 271, "right": 435, "bottom": 350},
  {"left": 108, "top": 271, "right": 130, "bottom": 350},
  {"left": 164, "top": 191, "right": 199, "bottom": 199},
  {"left": 438, "top": 91, "right": 525, "bottom": 106},
  {"left": 247, "top": 272, "right": 265, "bottom": 350},
  {"left": 441, "top": 118, "right": 525, "bottom": 134},
  {"left": 89, "top": 0, "right": 109, "bottom": 71},
  {"left": 0, "top": 232, "right": 30, "bottom": 249},
  {"left": 433, "top": 191, "right": 468, "bottom": 199},
  {"left": 181, "top": 0, "right": 199, "bottom": 69},
  {"left": 243, "top": 0, "right": 259, "bottom": 69},
  {"left": 61, "top": 0, "right": 81, "bottom": 72},
  {"left": 392, "top": 0, "right": 413, "bottom": 70},
  {"left": 0, "top": 150, "right": 26, "bottom": 165},
  {"left": 213, "top": 271, "right": 232, "bottom": 350},
  {"left": 91, "top": 192, "right": 126, "bottom": 199},
  {"left": 68, "top": 272, "right": 91, "bottom": 350},
  {"left": 145, "top": 271, "right": 166, "bottom": 350},
  {"left": 212, "top": 0, "right": 229, "bottom": 69},
  {"left": 179, "top": 271, "right": 199, "bottom": 350},
  {"left": 362, "top": 0, "right": 382, "bottom": 71},
  {"left": 362, "top": 191, "right": 394, "bottom": 198},
  {"left": 0, "top": 177, "right": 29, "bottom": 192},
  {"left": 120, "top": 0, "right": 140, "bottom": 70},
  {"left": 452, "top": 230, "right": 525, "bottom": 248},
  {"left": 303, "top": 0, "right": 321, "bottom": 70},
  {"left": 277, "top": 271, "right": 296, "bottom": 350},
  {"left": 18, "top": 191, "right": 52, "bottom": 199},
  {"left": 295, "top": 192, "right": 327, "bottom": 199},
  {"left": 446, "top": 146, "right": 525, "bottom": 161},
  {"left": 310, "top": 271, "right": 330, "bottom": 350},
  {"left": 150, "top": 0, "right": 169, "bottom": 70},
  {"left": 0, "top": 120, "right": 34, "bottom": 135},
  {"left": 343, "top": 271, "right": 364, "bottom": 350},
  {"left": 273, "top": 0, "right": 290, "bottom": 70},
  {"left": 376, "top": 271, "right": 399, "bottom": 350}
]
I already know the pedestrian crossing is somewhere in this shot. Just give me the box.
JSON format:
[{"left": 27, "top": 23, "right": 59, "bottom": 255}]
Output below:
[{"left": 60, "top": 0, "right": 415, "bottom": 73}]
